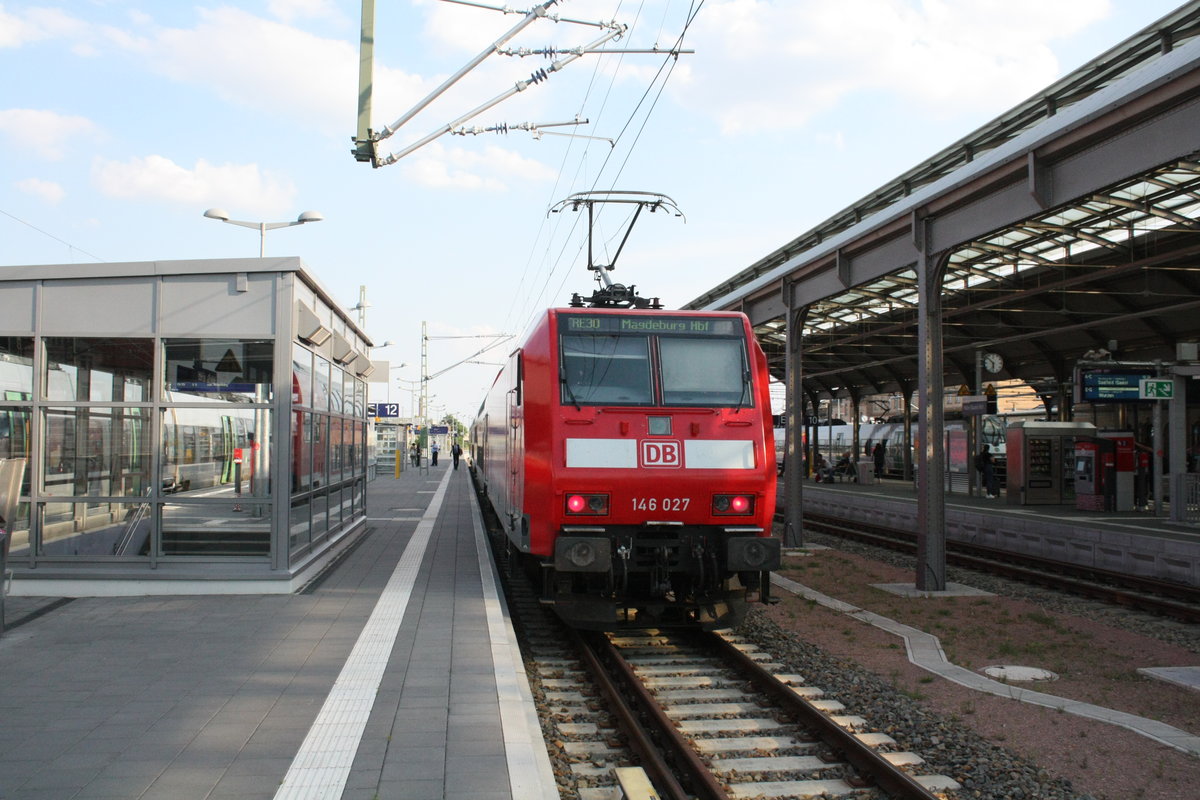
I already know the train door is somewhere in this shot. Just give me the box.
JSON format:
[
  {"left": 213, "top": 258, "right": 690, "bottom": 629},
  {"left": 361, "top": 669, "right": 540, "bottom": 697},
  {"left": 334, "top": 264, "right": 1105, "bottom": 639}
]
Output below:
[{"left": 507, "top": 352, "right": 526, "bottom": 548}]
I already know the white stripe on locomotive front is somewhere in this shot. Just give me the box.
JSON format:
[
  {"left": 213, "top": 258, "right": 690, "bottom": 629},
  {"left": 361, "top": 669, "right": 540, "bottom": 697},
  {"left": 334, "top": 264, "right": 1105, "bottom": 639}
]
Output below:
[{"left": 564, "top": 438, "right": 756, "bottom": 469}]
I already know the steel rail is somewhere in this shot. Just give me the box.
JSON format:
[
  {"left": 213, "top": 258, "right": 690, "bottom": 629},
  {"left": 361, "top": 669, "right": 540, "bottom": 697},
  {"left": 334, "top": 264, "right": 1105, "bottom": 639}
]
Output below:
[
  {"left": 574, "top": 629, "right": 732, "bottom": 800},
  {"left": 569, "top": 628, "right": 704, "bottom": 800},
  {"left": 705, "top": 631, "right": 944, "bottom": 800}
]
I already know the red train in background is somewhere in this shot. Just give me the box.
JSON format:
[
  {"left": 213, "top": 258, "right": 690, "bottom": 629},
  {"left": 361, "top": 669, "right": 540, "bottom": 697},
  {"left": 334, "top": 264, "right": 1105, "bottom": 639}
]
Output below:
[{"left": 471, "top": 306, "right": 780, "bottom": 629}]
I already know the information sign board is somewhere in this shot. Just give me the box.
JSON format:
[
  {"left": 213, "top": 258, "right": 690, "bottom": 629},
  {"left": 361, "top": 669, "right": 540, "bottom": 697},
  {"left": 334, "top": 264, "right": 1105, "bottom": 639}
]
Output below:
[
  {"left": 368, "top": 403, "right": 400, "bottom": 418},
  {"left": 961, "top": 395, "right": 988, "bottom": 415},
  {"left": 1079, "top": 368, "right": 1156, "bottom": 401}
]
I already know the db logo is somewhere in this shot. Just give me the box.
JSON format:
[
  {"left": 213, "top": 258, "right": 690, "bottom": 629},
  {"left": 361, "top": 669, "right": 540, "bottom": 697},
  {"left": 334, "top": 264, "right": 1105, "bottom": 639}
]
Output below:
[{"left": 641, "top": 440, "right": 682, "bottom": 468}]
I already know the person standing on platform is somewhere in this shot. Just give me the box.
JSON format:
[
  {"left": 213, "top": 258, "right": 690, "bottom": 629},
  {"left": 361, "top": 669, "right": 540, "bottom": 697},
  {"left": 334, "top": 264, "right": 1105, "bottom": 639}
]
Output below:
[
  {"left": 431, "top": 440, "right": 440, "bottom": 466},
  {"left": 451, "top": 441, "right": 462, "bottom": 470},
  {"left": 872, "top": 441, "right": 885, "bottom": 481},
  {"left": 976, "top": 444, "right": 999, "bottom": 498}
]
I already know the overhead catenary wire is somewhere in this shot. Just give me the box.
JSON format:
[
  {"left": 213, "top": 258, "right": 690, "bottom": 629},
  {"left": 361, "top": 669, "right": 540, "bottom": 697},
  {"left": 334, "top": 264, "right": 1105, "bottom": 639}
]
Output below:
[
  {"left": 0, "top": 208, "right": 107, "bottom": 263},
  {"left": 504, "top": 0, "right": 704, "bottom": 332}
]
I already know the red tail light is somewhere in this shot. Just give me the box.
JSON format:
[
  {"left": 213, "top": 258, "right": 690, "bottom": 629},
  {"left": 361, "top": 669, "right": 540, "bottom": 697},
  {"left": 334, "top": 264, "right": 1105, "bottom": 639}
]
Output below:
[{"left": 712, "top": 494, "right": 754, "bottom": 515}]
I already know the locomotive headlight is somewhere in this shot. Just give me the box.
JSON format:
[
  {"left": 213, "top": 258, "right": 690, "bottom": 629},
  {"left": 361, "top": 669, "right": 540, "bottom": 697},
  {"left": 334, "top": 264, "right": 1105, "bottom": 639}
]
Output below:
[
  {"left": 554, "top": 536, "right": 611, "bottom": 572},
  {"left": 727, "top": 536, "right": 781, "bottom": 571},
  {"left": 712, "top": 494, "right": 754, "bottom": 515},
  {"left": 565, "top": 493, "right": 609, "bottom": 515}
]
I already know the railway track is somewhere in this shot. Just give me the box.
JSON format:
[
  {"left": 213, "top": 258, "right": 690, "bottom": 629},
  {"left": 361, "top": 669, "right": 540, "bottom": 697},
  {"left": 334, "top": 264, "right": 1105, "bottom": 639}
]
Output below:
[
  {"left": 579, "top": 628, "right": 960, "bottom": 800},
  {"left": 798, "top": 511, "right": 1200, "bottom": 623},
  {"left": 497, "top": 532, "right": 960, "bottom": 799}
]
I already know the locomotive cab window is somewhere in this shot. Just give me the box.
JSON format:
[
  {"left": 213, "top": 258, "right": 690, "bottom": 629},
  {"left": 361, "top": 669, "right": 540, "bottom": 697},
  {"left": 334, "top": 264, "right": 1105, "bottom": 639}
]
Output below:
[
  {"left": 560, "top": 335, "right": 653, "bottom": 406},
  {"left": 660, "top": 337, "right": 749, "bottom": 407}
]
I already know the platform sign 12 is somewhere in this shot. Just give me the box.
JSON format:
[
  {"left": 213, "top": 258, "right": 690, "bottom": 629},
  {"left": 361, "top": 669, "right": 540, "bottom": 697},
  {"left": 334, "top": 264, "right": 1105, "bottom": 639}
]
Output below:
[{"left": 368, "top": 403, "right": 400, "bottom": 417}]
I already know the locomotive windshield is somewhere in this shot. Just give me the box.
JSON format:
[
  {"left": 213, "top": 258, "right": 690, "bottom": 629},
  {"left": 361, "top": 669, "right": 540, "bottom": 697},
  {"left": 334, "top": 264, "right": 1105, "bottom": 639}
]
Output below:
[
  {"left": 660, "top": 337, "right": 748, "bottom": 406},
  {"left": 558, "top": 314, "right": 750, "bottom": 408},
  {"left": 560, "top": 335, "right": 653, "bottom": 405}
]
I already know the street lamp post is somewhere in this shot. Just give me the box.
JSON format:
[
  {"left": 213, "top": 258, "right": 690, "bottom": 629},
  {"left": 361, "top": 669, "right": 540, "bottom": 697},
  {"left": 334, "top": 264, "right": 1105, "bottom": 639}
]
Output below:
[
  {"left": 384, "top": 360, "right": 406, "bottom": 404},
  {"left": 203, "top": 208, "right": 324, "bottom": 256}
]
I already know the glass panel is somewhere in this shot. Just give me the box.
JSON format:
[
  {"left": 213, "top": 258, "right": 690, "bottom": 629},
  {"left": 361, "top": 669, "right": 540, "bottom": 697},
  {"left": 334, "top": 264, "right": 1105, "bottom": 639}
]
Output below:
[
  {"left": 160, "top": 407, "right": 266, "bottom": 498},
  {"left": 314, "top": 357, "right": 332, "bottom": 412},
  {"left": 660, "top": 338, "right": 750, "bottom": 407},
  {"left": 42, "top": 407, "right": 151, "bottom": 498},
  {"left": 0, "top": 337, "right": 35, "bottom": 399},
  {"left": 342, "top": 369, "right": 354, "bottom": 414},
  {"left": 313, "top": 415, "right": 329, "bottom": 488},
  {"left": 4, "top": 501, "right": 32, "bottom": 560},
  {"left": 560, "top": 334, "right": 652, "bottom": 406},
  {"left": 38, "top": 500, "right": 151, "bottom": 557},
  {"left": 161, "top": 502, "right": 270, "bottom": 556},
  {"left": 352, "top": 421, "right": 363, "bottom": 477},
  {"left": 329, "top": 487, "right": 344, "bottom": 527},
  {"left": 289, "top": 495, "right": 311, "bottom": 554},
  {"left": 0, "top": 407, "right": 32, "bottom": 494},
  {"left": 163, "top": 339, "right": 273, "bottom": 403},
  {"left": 330, "top": 367, "right": 345, "bottom": 414},
  {"left": 291, "top": 409, "right": 314, "bottom": 493},
  {"left": 329, "top": 418, "right": 344, "bottom": 482},
  {"left": 312, "top": 492, "right": 329, "bottom": 540},
  {"left": 44, "top": 338, "right": 153, "bottom": 402},
  {"left": 293, "top": 344, "right": 314, "bottom": 408},
  {"left": 354, "top": 378, "right": 366, "bottom": 417}
]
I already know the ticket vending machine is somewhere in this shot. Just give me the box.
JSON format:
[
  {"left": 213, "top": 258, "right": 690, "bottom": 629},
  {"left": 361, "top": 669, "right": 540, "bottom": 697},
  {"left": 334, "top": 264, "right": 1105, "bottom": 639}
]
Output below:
[
  {"left": 1005, "top": 421, "right": 1096, "bottom": 505},
  {"left": 1075, "top": 436, "right": 1116, "bottom": 511}
]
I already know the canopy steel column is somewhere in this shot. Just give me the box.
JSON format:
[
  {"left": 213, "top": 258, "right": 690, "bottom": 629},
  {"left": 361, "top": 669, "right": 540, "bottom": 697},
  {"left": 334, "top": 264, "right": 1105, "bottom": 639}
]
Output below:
[
  {"left": 784, "top": 305, "right": 806, "bottom": 548},
  {"left": 915, "top": 217, "right": 948, "bottom": 591}
]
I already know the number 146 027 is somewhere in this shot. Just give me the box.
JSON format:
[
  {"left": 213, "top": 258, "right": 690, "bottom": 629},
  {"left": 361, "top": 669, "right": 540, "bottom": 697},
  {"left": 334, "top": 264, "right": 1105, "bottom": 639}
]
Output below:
[{"left": 631, "top": 497, "right": 690, "bottom": 512}]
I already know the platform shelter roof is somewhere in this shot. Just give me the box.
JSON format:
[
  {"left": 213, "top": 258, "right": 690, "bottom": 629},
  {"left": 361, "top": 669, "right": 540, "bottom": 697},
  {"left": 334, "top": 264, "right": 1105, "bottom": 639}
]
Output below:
[{"left": 686, "top": 4, "right": 1200, "bottom": 406}]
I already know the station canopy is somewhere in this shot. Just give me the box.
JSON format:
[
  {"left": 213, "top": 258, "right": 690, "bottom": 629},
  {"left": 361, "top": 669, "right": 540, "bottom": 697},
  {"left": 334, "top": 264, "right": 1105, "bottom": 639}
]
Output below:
[{"left": 686, "top": 5, "right": 1200, "bottom": 406}]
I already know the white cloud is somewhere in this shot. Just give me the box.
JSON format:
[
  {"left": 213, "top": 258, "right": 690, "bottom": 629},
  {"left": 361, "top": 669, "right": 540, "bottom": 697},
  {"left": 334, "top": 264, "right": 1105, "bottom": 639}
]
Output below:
[
  {"left": 100, "top": 6, "right": 436, "bottom": 137},
  {"left": 676, "top": 0, "right": 1112, "bottom": 134},
  {"left": 15, "top": 177, "right": 66, "bottom": 204},
  {"left": 402, "top": 141, "right": 558, "bottom": 190},
  {"left": 0, "top": 5, "right": 91, "bottom": 48},
  {"left": 91, "top": 155, "right": 297, "bottom": 215},
  {"left": 0, "top": 108, "right": 98, "bottom": 160},
  {"left": 122, "top": 7, "right": 356, "bottom": 132},
  {"left": 267, "top": 0, "right": 342, "bottom": 24}
]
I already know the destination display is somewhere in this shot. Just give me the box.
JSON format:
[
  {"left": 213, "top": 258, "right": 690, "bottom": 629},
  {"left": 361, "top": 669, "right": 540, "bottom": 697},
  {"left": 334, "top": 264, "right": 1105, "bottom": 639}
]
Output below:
[
  {"left": 562, "top": 314, "right": 738, "bottom": 335},
  {"left": 1078, "top": 368, "right": 1156, "bottom": 401}
]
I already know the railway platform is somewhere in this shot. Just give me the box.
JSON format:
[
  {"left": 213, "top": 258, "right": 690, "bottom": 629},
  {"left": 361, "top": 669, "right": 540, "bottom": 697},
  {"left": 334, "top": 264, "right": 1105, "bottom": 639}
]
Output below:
[
  {"left": 0, "top": 466, "right": 557, "bottom": 800},
  {"left": 783, "top": 474, "right": 1200, "bottom": 590}
]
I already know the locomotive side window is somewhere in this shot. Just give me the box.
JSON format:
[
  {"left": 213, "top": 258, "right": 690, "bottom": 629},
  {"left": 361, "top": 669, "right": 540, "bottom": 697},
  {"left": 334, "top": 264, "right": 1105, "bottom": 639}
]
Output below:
[
  {"left": 560, "top": 335, "right": 653, "bottom": 405},
  {"left": 660, "top": 337, "right": 749, "bottom": 407}
]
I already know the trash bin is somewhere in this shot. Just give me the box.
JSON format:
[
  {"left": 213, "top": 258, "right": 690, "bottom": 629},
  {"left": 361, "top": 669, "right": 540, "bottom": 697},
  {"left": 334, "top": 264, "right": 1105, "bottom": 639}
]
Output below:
[{"left": 855, "top": 461, "right": 875, "bottom": 485}]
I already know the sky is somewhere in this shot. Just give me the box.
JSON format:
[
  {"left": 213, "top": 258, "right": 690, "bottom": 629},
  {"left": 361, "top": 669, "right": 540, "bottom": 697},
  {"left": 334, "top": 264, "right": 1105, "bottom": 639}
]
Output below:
[{"left": 0, "top": 0, "right": 1190, "bottom": 424}]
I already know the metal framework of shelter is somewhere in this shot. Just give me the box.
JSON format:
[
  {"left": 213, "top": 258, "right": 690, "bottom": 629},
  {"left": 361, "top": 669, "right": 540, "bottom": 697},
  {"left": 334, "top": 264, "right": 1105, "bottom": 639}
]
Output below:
[{"left": 685, "top": 3, "right": 1200, "bottom": 590}]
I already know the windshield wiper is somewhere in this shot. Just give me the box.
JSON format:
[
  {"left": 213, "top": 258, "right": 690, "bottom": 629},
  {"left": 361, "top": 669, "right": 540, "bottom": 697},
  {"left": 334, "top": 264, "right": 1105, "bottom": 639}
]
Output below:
[
  {"left": 733, "top": 369, "right": 751, "bottom": 412},
  {"left": 560, "top": 366, "right": 582, "bottom": 411}
]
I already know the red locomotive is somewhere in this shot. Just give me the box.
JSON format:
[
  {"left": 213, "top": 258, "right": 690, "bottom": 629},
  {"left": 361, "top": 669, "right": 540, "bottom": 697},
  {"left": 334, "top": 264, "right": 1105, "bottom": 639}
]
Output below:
[{"left": 472, "top": 306, "right": 779, "bottom": 629}]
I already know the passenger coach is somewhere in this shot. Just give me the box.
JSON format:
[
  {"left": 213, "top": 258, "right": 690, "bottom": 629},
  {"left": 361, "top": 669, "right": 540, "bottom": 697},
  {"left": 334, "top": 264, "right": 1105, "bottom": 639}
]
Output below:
[{"left": 473, "top": 307, "right": 780, "bottom": 629}]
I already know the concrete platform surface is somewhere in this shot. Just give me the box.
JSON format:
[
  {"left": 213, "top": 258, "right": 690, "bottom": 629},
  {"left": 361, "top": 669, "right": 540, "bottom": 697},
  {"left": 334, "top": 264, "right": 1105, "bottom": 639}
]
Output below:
[{"left": 0, "top": 466, "right": 557, "bottom": 800}]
